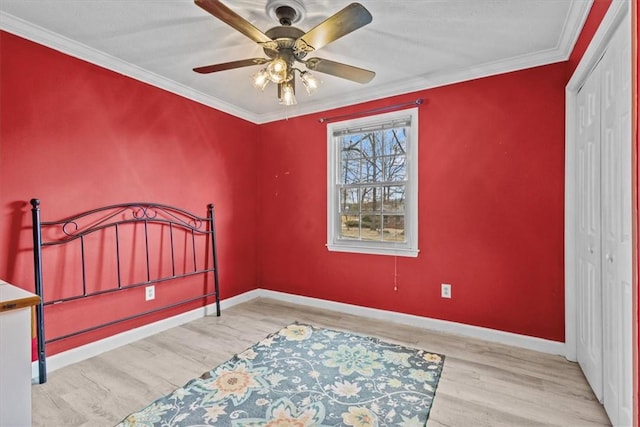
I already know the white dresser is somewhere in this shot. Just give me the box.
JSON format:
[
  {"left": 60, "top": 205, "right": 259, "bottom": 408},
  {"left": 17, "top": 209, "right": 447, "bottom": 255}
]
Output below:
[{"left": 0, "top": 280, "right": 40, "bottom": 427}]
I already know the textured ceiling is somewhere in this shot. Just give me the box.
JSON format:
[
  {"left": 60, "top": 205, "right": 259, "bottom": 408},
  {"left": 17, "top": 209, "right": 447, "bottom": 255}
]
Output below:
[{"left": 0, "top": 0, "right": 592, "bottom": 123}]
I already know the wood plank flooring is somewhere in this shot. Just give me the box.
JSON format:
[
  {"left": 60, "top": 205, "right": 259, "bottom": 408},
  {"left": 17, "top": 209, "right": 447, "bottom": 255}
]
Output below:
[{"left": 31, "top": 298, "right": 611, "bottom": 426}]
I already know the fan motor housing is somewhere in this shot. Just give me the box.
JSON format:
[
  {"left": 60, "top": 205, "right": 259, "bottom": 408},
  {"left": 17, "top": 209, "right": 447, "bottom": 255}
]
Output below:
[{"left": 264, "top": 26, "right": 308, "bottom": 61}]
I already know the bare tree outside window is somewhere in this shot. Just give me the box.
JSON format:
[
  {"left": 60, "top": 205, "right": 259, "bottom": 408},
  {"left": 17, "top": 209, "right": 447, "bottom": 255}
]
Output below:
[
  {"left": 327, "top": 108, "right": 418, "bottom": 257},
  {"left": 339, "top": 125, "right": 408, "bottom": 242}
]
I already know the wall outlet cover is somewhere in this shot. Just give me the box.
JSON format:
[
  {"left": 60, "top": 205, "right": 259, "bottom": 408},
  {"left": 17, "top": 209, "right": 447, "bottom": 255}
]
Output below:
[
  {"left": 145, "top": 285, "right": 155, "bottom": 301},
  {"left": 441, "top": 283, "right": 452, "bottom": 298}
]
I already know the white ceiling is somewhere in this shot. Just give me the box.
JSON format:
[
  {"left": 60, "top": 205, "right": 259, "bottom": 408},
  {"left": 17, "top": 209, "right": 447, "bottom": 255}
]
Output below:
[{"left": 1, "top": 0, "right": 592, "bottom": 124}]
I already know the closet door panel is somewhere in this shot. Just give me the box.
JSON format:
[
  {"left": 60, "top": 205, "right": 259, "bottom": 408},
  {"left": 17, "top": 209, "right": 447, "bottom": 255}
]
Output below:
[
  {"left": 575, "top": 61, "right": 603, "bottom": 401},
  {"left": 600, "top": 17, "right": 632, "bottom": 427}
]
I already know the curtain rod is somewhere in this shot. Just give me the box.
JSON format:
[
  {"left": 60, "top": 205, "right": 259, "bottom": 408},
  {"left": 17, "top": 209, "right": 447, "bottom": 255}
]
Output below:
[{"left": 318, "top": 98, "right": 424, "bottom": 124}]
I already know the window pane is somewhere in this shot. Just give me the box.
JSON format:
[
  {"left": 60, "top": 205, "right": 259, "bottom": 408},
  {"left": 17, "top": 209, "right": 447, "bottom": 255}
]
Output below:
[
  {"left": 360, "top": 134, "right": 375, "bottom": 158},
  {"left": 382, "top": 185, "right": 405, "bottom": 213},
  {"left": 341, "top": 135, "right": 359, "bottom": 152},
  {"left": 390, "top": 128, "right": 407, "bottom": 154},
  {"left": 361, "top": 186, "right": 382, "bottom": 213},
  {"left": 375, "top": 156, "right": 385, "bottom": 182},
  {"left": 340, "top": 188, "right": 359, "bottom": 214},
  {"left": 360, "top": 214, "right": 382, "bottom": 241},
  {"left": 386, "top": 154, "right": 406, "bottom": 181},
  {"left": 373, "top": 132, "right": 385, "bottom": 157},
  {"left": 342, "top": 144, "right": 361, "bottom": 161},
  {"left": 341, "top": 160, "right": 361, "bottom": 184},
  {"left": 340, "top": 214, "right": 361, "bottom": 240},
  {"left": 381, "top": 154, "right": 403, "bottom": 182},
  {"left": 382, "top": 130, "right": 395, "bottom": 156},
  {"left": 361, "top": 159, "right": 382, "bottom": 183},
  {"left": 382, "top": 215, "right": 405, "bottom": 242}
]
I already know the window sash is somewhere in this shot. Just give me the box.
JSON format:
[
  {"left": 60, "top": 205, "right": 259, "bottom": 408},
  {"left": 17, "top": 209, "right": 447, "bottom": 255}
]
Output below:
[{"left": 327, "top": 108, "right": 418, "bottom": 257}]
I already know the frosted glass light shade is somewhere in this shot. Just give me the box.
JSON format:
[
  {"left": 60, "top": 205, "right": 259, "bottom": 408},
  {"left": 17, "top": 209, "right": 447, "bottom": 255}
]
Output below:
[
  {"left": 252, "top": 68, "right": 270, "bottom": 90},
  {"left": 300, "top": 71, "right": 320, "bottom": 95},
  {"left": 266, "top": 58, "right": 288, "bottom": 83},
  {"left": 278, "top": 80, "right": 297, "bottom": 105}
]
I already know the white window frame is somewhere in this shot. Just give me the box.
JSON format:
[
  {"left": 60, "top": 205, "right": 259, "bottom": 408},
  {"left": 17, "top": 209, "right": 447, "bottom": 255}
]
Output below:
[{"left": 326, "top": 107, "right": 419, "bottom": 257}]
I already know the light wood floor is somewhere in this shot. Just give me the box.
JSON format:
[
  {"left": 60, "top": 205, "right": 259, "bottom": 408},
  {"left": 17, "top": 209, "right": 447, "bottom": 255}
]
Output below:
[{"left": 32, "top": 298, "right": 611, "bottom": 426}]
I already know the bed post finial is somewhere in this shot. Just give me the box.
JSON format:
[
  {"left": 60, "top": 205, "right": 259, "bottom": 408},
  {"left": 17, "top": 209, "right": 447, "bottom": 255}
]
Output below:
[{"left": 31, "top": 198, "right": 40, "bottom": 208}]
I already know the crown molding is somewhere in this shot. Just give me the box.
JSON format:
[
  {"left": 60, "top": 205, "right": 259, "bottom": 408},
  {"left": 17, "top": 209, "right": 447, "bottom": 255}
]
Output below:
[
  {"left": 258, "top": 46, "right": 571, "bottom": 124},
  {"left": 0, "top": 11, "right": 262, "bottom": 124},
  {"left": 2, "top": 0, "right": 593, "bottom": 125},
  {"left": 557, "top": 0, "right": 595, "bottom": 59},
  {"left": 254, "top": 0, "right": 594, "bottom": 124}
]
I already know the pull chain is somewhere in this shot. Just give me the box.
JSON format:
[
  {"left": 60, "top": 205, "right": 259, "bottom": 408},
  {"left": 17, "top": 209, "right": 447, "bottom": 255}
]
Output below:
[{"left": 393, "top": 256, "right": 398, "bottom": 291}]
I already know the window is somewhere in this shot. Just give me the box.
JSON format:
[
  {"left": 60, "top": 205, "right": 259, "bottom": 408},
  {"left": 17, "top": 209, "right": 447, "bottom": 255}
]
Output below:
[{"left": 327, "top": 108, "right": 418, "bottom": 257}]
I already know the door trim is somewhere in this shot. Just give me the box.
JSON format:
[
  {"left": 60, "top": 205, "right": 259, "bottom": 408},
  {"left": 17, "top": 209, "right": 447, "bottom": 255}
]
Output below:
[{"left": 565, "top": 0, "right": 629, "bottom": 363}]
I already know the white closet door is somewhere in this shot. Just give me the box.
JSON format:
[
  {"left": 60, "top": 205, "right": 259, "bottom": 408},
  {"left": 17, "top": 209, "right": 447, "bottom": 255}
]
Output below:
[
  {"left": 599, "top": 16, "right": 632, "bottom": 427},
  {"left": 575, "top": 12, "right": 632, "bottom": 426},
  {"left": 575, "top": 57, "right": 603, "bottom": 402}
]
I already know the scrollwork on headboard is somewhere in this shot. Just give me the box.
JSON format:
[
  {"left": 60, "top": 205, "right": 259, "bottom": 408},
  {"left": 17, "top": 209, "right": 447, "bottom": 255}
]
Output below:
[
  {"left": 30, "top": 199, "right": 221, "bottom": 384},
  {"left": 31, "top": 200, "right": 211, "bottom": 241}
]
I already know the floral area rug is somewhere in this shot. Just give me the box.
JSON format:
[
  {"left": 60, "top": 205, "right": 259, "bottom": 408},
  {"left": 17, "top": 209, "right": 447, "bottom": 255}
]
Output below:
[{"left": 118, "top": 323, "right": 445, "bottom": 426}]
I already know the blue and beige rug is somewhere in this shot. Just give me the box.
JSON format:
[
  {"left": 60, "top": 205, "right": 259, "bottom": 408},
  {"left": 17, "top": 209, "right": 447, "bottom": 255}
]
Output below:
[{"left": 118, "top": 323, "right": 445, "bottom": 426}]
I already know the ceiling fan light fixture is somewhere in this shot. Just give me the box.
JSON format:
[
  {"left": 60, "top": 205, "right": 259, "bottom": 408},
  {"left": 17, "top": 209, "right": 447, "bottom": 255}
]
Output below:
[
  {"left": 194, "top": 0, "right": 375, "bottom": 107},
  {"left": 278, "top": 80, "right": 297, "bottom": 106},
  {"left": 300, "top": 71, "right": 320, "bottom": 95},
  {"left": 266, "top": 57, "right": 289, "bottom": 83},
  {"left": 252, "top": 68, "right": 270, "bottom": 91}
]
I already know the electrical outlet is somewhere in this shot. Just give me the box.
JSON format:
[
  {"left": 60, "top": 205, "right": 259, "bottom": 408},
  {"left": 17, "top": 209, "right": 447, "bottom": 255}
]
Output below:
[
  {"left": 441, "top": 283, "right": 452, "bottom": 299},
  {"left": 145, "top": 285, "right": 155, "bottom": 301}
]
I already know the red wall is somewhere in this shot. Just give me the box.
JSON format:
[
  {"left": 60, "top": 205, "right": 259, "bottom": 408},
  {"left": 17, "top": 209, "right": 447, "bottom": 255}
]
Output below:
[
  {"left": 0, "top": 32, "right": 260, "bottom": 354},
  {"left": 258, "top": 64, "right": 567, "bottom": 341},
  {"left": 1, "top": 3, "right": 634, "bottom": 416},
  {"left": 255, "top": 0, "right": 613, "bottom": 346}
]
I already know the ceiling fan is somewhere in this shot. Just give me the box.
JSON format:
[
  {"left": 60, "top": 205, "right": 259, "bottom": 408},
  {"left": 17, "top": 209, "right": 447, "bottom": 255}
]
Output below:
[{"left": 193, "top": 0, "right": 375, "bottom": 105}]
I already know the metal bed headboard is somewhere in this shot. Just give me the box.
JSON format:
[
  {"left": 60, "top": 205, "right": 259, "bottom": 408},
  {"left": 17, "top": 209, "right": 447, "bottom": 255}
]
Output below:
[{"left": 30, "top": 199, "right": 221, "bottom": 384}]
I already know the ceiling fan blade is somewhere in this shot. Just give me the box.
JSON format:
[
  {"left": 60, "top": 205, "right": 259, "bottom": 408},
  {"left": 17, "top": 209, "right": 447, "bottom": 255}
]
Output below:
[
  {"left": 296, "top": 3, "right": 372, "bottom": 52},
  {"left": 193, "top": 58, "right": 270, "bottom": 74},
  {"left": 304, "top": 58, "right": 375, "bottom": 84},
  {"left": 194, "top": 0, "right": 272, "bottom": 44}
]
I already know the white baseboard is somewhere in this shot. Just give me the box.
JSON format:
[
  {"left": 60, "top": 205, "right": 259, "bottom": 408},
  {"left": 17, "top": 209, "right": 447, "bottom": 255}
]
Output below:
[
  {"left": 256, "top": 289, "right": 566, "bottom": 356},
  {"left": 32, "top": 288, "right": 565, "bottom": 381}
]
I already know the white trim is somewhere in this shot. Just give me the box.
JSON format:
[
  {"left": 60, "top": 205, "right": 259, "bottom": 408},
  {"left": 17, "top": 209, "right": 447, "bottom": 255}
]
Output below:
[
  {"left": 0, "top": 12, "right": 263, "bottom": 124},
  {"left": 565, "top": 91, "right": 578, "bottom": 363},
  {"left": 33, "top": 287, "right": 565, "bottom": 381},
  {"left": 30, "top": 290, "right": 261, "bottom": 382},
  {"left": 258, "top": 289, "right": 565, "bottom": 355},
  {"left": 564, "top": 0, "right": 629, "bottom": 364},
  {"left": 324, "top": 244, "right": 419, "bottom": 258},
  {"left": 558, "top": 0, "right": 596, "bottom": 59},
  {"left": 1, "top": 1, "right": 593, "bottom": 125},
  {"left": 326, "top": 108, "right": 419, "bottom": 257}
]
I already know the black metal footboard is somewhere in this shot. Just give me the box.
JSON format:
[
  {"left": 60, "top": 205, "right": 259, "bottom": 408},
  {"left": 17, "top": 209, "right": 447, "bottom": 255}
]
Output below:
[{"left": 30, "top": 200, "right": 221, "bottom": 384}]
